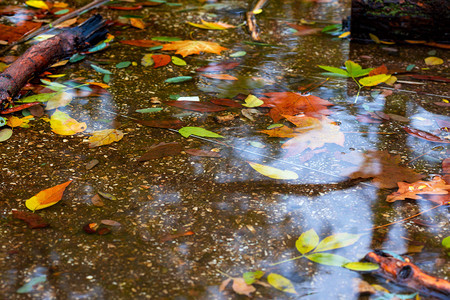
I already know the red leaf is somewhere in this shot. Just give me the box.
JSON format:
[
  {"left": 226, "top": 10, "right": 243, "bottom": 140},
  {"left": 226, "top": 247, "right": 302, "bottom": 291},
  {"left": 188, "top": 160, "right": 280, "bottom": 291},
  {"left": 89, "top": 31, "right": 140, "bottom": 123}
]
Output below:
[
  {"left": 369, "top": 64, "right": 388, "bottom": 76},
  {"left": 138, "top": 142, "right": 183, "bottom": 162},
  {"left": 134, "top": 119, "right": 185, "bottom": 129},
  {"left": 403, "top": 127, "right": 450, "bottom": 143},
  {"left": 166, "top": 101, "right": 228, "bottom": 112},
  {"left": 196, "top": 61, "right": 240, "bottom": 72},
  {"left": 108, "top": 5, "right": 143, "bottom": 10},
  {"left": 119, "top": 40, "right": 162, "bottom": 47},
  {"left": 160, "top": 230, "right": 195, "bottom": 242},
  {"left": 408, "top": 74, "right": 450, "bottom": 83},
  {"left": 12, "top": 210, "right": 49, "bottom": 229},
  {"left": 185, "top": 148, "right": 221, "bottom": 157},
  {"left": 152, "top": 54, "right": 171, "bottom": 68},
  {"left": 210, "top": 98, "right": 242, "bottom": 108},
  {"left": 0, "top": 21, "right": 41, "bottom": 43}
]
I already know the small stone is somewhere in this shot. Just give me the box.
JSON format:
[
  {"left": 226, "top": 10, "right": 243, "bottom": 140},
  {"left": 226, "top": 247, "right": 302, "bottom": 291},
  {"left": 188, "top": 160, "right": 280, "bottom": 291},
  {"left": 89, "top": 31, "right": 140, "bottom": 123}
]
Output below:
[{"left": 86, "top": 159, "right": 99, "bottom": 170}]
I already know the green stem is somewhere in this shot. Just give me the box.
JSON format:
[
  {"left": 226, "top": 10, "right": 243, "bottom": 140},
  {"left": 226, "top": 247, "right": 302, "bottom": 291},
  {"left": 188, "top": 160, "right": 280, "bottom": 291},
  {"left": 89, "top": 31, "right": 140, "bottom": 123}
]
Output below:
[
  {"left": 352, "top": 76, "right": 362, "bottom": 103},
  {"left": 270, "top": 255, "right": 304, "bottom": 266},
  {"left": 216, "top": 269, "right": 232, "bottom": 278}
]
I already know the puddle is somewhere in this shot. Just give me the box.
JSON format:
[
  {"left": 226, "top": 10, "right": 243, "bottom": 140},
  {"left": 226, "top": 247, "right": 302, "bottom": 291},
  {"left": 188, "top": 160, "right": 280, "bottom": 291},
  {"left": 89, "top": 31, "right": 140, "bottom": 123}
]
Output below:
[{"left": 0, "top": 0, "right": 449, "bottom": 299}]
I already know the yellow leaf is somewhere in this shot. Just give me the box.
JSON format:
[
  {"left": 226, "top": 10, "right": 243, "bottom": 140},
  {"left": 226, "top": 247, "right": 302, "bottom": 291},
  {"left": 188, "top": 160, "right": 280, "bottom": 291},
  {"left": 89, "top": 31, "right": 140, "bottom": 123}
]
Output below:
[
  {"left": 162, "top": 40, "right": 228, "bottom": 57},
  {"left": 338, "top": 31, "right": 350, "bottom": 38},
  {"left": 25, "top": 180, "right": 72, "bottom": 211},
  {"left": 45, "top": 92, "right": 73, "bottom": 110},
  {"left": 359, "top": 74, "right": 391, "bottom": 87},
  {"left": 88, "top": 129, "right": 124, "bottom": 148},
  {"left": 7, "top": 116, "right": 24, "bottom": 128},
  {"left": 248, "top": 162, "right": 298, "bottom": 180},
  {"left": 188, "top": 19, "right": 235, "bottom": 30},
  {"left": 130, "top": 18, "right": 146, "bottom": 29},
  {"left": 424, "top": 56, "right": 443, "bottom": 66},
  {"left": 85, "top": 82, "right": 110, "bottom": 88},
  {"left": 369, "top": 33, "right": 380, "bottom": 44},
  {"left": 384, "top": 75, "right": 397, "bottom": 86},
  {"left": 55, "top": 18, "right": 78, "bottom": 28},
  {"left": 26, "top": 0, "right": 49, "bottom": 10},
  {"left": 50, "top": 60, "right": 69, "bottom": 68},
  {"left": 200, "top": 73, "right": 237, "bottom": 80},
  {"left": 242, "top": 94, "right": 263, "bottom": 107},
  {"left": 47, "top": 74, "right": 66, "bottom": 78},
  {"left": 50, "top": 110, "right": 86, "bottom": 135},
  {"left": 53, "top": 2, "right": 68, "bottom": 8}
]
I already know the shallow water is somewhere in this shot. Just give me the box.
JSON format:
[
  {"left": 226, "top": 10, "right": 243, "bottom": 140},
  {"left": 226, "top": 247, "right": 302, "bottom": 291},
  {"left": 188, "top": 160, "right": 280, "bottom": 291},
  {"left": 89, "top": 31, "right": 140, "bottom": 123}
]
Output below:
[{"left": 0, "top": 0, "right": 449, "bottom": 299}]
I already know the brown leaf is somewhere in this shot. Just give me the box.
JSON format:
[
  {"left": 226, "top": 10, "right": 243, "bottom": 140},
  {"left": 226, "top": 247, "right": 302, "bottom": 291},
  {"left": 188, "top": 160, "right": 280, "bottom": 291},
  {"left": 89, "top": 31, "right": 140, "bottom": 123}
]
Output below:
[
  {"left": 201, "top": 73, "right": 238, "bottom": 80},
  {"left": 185, "top": 148, "right": 221, "bottom": 157},
  {"left": 12, "top": 210, "right": 49, "bottom": 229},
  {"left": 101, "top": 219, "right": 122, "bottom": 226},
  {"left": 260, "top": 125, "right": 296, "bottom": 138},
  {"left": 231, "top": 278, "right": 256, "bottom": 296},
  {"left": 369, "top": 64, "right": 388, "bottom": 76},
  {"left": 403, "top": 127, "right": 450, "bottom": 144},
  {"left": 138, "top": 142, "right": 182, "bottom": 162},
  {"left": 166, "top": 101, "right": 228, "bottom": 112},
  {"left": 134, "top": 119, "right": 185, "bottom": 129},
  {"left": 386, "top": 176, "right": 450, "bottom": 202},
  {"left": 219, "top": 278, "right": 232, "bottom": 292},
  {"left": 210, "top": 98, "right": 242, "bottom": 108},
  {"left": 160, "top": 230, "right": 194, "bottom": 242},
  {"left": 91, "top": 194, "right": 104, "bottom": 207},
  {"left": 286, "top": 23, "right": 321, "bottom": 36},
  {"left": 152, "top": 54, "right": 171, "bottom": 68},
  {"left": 130, "top": 18, "right": 146, "bottom": 29},
  {"left": 0, "top": 21, "right": 41, "bottom": 43},
  {"left": 196, "top": 61, "right": 239, "bottom": 72},
  {"left": 346, "top": 151, "right": 424, "bottom": 188},
  {"left": 120, "top": 40, "right": 162, "bottom": 47}
]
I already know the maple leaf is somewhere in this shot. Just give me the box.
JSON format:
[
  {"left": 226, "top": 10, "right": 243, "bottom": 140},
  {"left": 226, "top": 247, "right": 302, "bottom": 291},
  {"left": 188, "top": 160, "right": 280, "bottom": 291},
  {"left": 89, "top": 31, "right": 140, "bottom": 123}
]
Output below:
[
  {"left": 162, "top": 40, "right": 228, "bottom": 57},
  {"left": 386, "top": 176, "right": 450, "bottom": 202},
  {"left": 261, "top": 92, "right": 333, "bottom": 122},
  {"left": 281, "top": 117, "right": 344, "bottom": 156},
  {"left": 345, "top": 151, "right": 424, "bottom": 188}
]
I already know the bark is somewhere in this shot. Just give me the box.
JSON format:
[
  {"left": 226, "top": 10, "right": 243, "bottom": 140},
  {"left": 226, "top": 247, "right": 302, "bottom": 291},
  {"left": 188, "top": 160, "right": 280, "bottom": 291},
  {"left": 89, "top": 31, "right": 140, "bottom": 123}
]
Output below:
[
  {"left": 350, "top": 0, "right": 450, "bottom": 43},
  {"left": 365, "top": 250, "right": 450, "bottom": 300},
  {"left": 0, "top": 14, "right": 108, "bottom": 111}
]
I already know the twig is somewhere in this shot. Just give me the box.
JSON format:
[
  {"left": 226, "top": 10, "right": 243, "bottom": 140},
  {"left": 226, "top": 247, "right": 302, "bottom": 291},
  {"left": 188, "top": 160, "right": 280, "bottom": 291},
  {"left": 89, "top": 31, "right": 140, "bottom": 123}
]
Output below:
[
  {"left": 0, "top": 0, "right": 111, "bottom": 55},
  {"left": 246, "top": 0, "right": 269, "bottom": 41}
]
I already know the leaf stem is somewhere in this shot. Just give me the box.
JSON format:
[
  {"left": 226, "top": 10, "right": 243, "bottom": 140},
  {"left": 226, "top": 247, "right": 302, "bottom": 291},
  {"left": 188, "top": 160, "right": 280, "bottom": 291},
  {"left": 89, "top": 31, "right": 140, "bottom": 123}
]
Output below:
[{"left": 270, "top": 255, "right": 304, "bottom": 266}]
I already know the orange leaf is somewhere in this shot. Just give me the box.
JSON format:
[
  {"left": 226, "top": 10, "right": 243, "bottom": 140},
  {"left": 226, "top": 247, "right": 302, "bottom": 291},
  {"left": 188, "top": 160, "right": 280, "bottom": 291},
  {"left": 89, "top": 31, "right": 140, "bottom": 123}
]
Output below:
[
  {"left": 386, "top": 176, "right": 450, "bottom": 202},
  {"left": 369, "top": 64, "right": 388, "bottom": 76},
  {"left": 162, "top": 40, "right": 228, "bottom": 57},
  {"left": 152, "top": 54, "right": 171, "bottom": 68},
  {"left": 119, "top": 40, "right": 162, "bottom": 47},
  {"left": 260, "top": 125, "right": 296, "bottom": 138},
  {"left": 25, "top": 180, "right": 72, "bottom": 211},
  {"left": 201, "top": 73, "right": 238, "bottom": 80},
  {"left": 130, "top": 18, "right": 145, "bottom": 29}
]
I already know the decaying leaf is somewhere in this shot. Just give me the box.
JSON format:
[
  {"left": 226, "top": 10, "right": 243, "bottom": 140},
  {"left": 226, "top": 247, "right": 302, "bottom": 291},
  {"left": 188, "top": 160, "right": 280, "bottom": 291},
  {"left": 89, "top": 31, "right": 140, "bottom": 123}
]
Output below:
[
  {"left": 188, "top": 19, "right": 235, "bottom": 30},
  {"left": 386, "top": 176, "right": 450, "bottom": 203},
  {"left": 162, "top": 40, "right": 228, "bottom": 57},
  {"left": 267, "top": 273, "right": 297, "bottom": 294},
  {"left": 220, "top": 277, "right": 256, "bottom": 297},
  {"left": 403, "top": 127, "right": 450, "bottom": 144},
  {"left": 152, "top": 54, "right": 171, "bottom": 68},
  {"left": 25, "top": 180, "right": 72, "bottom": 211},
  {"left": 120, "top": 40, "right": 162, "bottom": 47},
  {"left": 200, "top": 73, "right": 238, "bottom": 80},
  {"left": 130, "top": 18, "right": 146, "bottom": 29},
  {"left": 50, "top": 110, "right": 86, "bottom": 135},
  {"left": 138, "top": 142, "right": 183, "bottom": 162},
  {"left": 185, "top": 148, "right": 221, "bottom": 157},
  {"left": 88, "top": 129, "right": 124, "bottom": 148},
  {"left": 248, "top": 162, "right": 298, "bottom": 180},
  {"left": 12, "top": 210, "right": 49, "bottom": 229}
]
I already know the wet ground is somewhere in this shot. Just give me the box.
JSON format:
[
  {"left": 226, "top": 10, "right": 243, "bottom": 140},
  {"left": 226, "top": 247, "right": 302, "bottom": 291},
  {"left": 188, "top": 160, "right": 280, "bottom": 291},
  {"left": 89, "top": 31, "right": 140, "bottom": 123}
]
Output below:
[{"left": 0, "top": 0, "right": 449, "bottom": 299}]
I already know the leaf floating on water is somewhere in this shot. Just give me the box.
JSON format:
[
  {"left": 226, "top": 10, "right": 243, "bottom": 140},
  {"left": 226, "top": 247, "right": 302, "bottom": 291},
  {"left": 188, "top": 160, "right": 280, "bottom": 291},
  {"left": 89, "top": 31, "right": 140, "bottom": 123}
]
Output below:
[
  {"left": 152, "top": 36, "right": 182, "bottom": 42},
  {"left": 12, "top": 210, "right": 49, "bottom": 229},
  {"left": 185, "top": 148, "right": 221, "bottom": 157},
  {"left": 178, "top": 126, "right": 223, "bottom": 138},
  {"left": 386, "top": 176, "right": 450, "bottom": 203},
  {"left": 134, "top": 119, "right": 185, "bottom": 129},
  {"left": 26, "top": 0, "right": 49, "bottom": 10},
  {"left": 120, "top": 40, "right": 162, "bottom": 47},
  {"left": 88, "top": 129, "right": 124, "bottom": 148},
  {"left": 243, "top": 271, "right": 265, "bottom": 285},
  {"left": 196, "top": 61, "right": 240, "bottom": 72},
  {"left": 296, "top": 229, "right": 319, "bottom": 254},
  {"left": 201, "top": 73, "right": 238, "bottom": 80},
  {"left": 165, "top": 76, "right": 192, "bottom": 83},
  {"left": 313, "top": 233, "right": 361, "bottom": 252},
  {"left": 98, "top": 191, "right": 117, "bottom": 201},
  {"left": 248, "top": 162, "right": 298, "bottom": 180},
  {"left": 162, "top": 40, "right": 228, "bottom": 57},
  {"left": 138, "top": 142, "right": 183, "bottom": 162},
  {"left": 242, "top": 94, "right": 263, "bottom": 107},
  {"left": 187, "top": 19, "right": 235, "bottom": 30},
  {"left": 305, "top": 253, "right": 351, "bottom": 266},
  {"left": 135, "top": 107, "right": 162, "bottom": 113},
  {"left": 343, "top": 262, "right": 379, "bottom": 271},
  {"left": 230, "top": 51, "right": 246, "bottom": 57},
  {"left": 359, "top": 74, "right": 391, "bottom": 87},
  {"left": 17, "top": 275, "right": 47, "bottom": 294},
  {"left": 50, "top": 110, "right": 86, "bottom": 135},
  {"left": 267, "top": 273, "right": 297, "bottom": 294},
  {"left": 25, "top": 180, "right": 72, "bottom": 211},
  {"left": 424, "top": 56, "right": 443, "bottom": 66},
  {"left": 403, "top": 127, "right": 450, "bottom": 143}
]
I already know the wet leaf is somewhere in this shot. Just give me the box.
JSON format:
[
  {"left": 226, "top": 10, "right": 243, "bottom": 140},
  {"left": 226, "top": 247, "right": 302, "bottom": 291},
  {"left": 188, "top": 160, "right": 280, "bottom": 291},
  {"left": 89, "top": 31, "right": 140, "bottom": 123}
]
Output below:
[
  {"left": 166, "top": 101, "right": 227, "bottom": 112},
  {"left": 210, "top": 98, "right": 242, "bottom": 108},
  {"left": 165, "top": 76, "right": 192, "bottom": 83},
  {"left": 25, "top": 180, "right": 72, "bottom": 211},
  {"left": 179, "top": 127, "right": 223, "bottom": 138},
  {"left": 317, "top": 65, "right": 349, "bottom": 77},
  {"left": 230, "top": 51, "right": 246, "bottom": 57},
  {"left": 185, "top": 148, "right": 221, "bottom": 157},
  {"left": 88, "top": 129, "right": 124, "bottom": 148},
  {"left": 0, "top": 128, "right": 13, "bottom": 142},
  {"left": 116, "top": 61, "right": 131, "bottom": 69},
  {"left": 101, "top": 219, "right": 122, "bottom": 226},
  {"left": 141, "top": 54, "right": 154, "bottom": 67},
  {"left": 152, "top": 36, "right": 182, "bottom": 42},
  {"left": 248, "top": 162, "right": 298, "bottom": 180},
  {"left": 12, "top": 210, "right": 49, "bottom": 229},
  {"left": 343, "top": 262, "right": 379, "bottom": 271},
  {"left": 20, "top": 92, "right": 61, "bottom": 103},
  {"left": 242, "top": 94, "right": 263, "bottom": 107},
  {"left": 424, "top": 57, "right": 443, "bottom": 66},
  {"left": 305, "top": 253, "right": 351, "bottom": 266},
  {"left": 188, "top": 19, "right": 235, "bottom": 30},
  {"left": 17, "top": 275, "right": 47, "bottom": 293},
  {"left": 160, "top": 230, "right": 194, "bottom": 242},
  {"left": 26, "top": 1, "right": 48, "bottom": 10},
  {"left": 0, "top": 21, "right": 42, "bottom": 43},
  {"left": 345, "top": 60, "right": 372, "bottom": 77},
  {"left": 201, "top": 73, "right": 238, "bottom": 80},
  {"left": 196, "top": 61, "right": 240, "bottom": 72},
  {"left": 98, "top": 191, "right": 117, "bottom": 201},
  {"left": 50, "top": 110, "right": 87, "bottom": 135},
  {"left": 296, "top": 229, "right": 319, "bottom": 254},
  {"left": 267, "top": 273, "right": 296, "bottom": 294},
  {"left": 91, "top": 194, "right": 104, "bottom": 207},
  {"left": 162, "top": 40, "right": 228, "bottom": 57},
  {"left": 442, "top": 236, "right": 450, "bottom": 249},
  {"left": 135, "top": 107, "right": 162, "bottom": 113},
  {"left": 91, "top": 64, "right": 112, "bottom": 75},
  {"left": 243, "top": 271, "right": 265, "bottom": 285},
  {"left": 45, "top": 92, "right": 73, "bottom": 110},
  {"left": 231, "top": 277, "right": 256, "bottom": 296},
  {"left": 137, "top": 142, "right": 182, "bottom": 162},
  {"left": 130, "top": 18, "right": 146, "bottom": 29},
  {"left": 314, "top": 233, "right": 361, "bottom": 252},
  {"left": 386, "top": 176, "right": 450, "bottom": 203},
  {"left": 152, "top": 54, "right": 171, "bottom": 68},
  {"left": 359, "top": 74, "right": 391, "bottom": 87},
  {"left": 120, "top": 40, "right": 162, "bottom": 47},
  {"left": 260, "top": 125, "right": 296, "bottom": 138},
  {"left": 403, "top": 127, "right": 450, "bottom": 143},
  {"left": 171, "top": 56, "right": 186, "bottom": 66}
]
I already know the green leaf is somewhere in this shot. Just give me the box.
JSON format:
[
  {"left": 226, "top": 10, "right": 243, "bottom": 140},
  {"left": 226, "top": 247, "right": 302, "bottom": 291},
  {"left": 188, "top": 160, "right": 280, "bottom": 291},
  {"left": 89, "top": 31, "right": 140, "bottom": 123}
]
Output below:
[
  {"left": 69, "top": 53, "right": 85, "bottom": 63},
  {"left": 171, "top": 56, "right": 187, "bottom": 66},
  {"left": 267, "top": 273, "right": 296, "bottom": 294},
  {"left": 19, "top": 92, "right": 61, "bottom": 103},
  {"left": 243, "top": 270, "right": 265, "bottom": 285},
  {"left": 406, "top": 64, "right": 415, "bottom": 72},
  {"left": 230, "top": 51, "right": 247, "bottom": 57},
  {"left": 344, "top": 60, "right": 362, "bottom": 77},
  {"left": 321, "top": 24, "right": 341, "bottom": 32},
  {"left": 103, "top": 74, "right": 111, "bottom": 83},
  {"left": 151, "top": 36, "right": 181, "bottom": 41},
  {"left": 91, "top": 64, "right": 112, "bottom": 75},
  {"left": 17, "top": 275, "right": 47, "bottom": 293},
  {"left": 148, "top": 45, "right": 163, "bottom": 51},
  {"left": 359, "top": 74, "right": 391, "bottom": 87},
  {"left": 98, "top": 191, "right": 117, "bottom": 201},
  {"left": 305, "top": 253, "right": 351, "bottom": 266},
  {"left": 343, "top": 262, "right": 379, "bottom": 271},
  {"left": 320, "top": 72, "right": 350, "bottom": 78},
  {"left": 267, "top": 123, "right": 283, "bottom": 129},
  {"left": 314, "top": 233, "right": 361, "bottom": 252},
  {"left": 318, "top": 65, "right": 349, "bottom": 77},
  {"left": 54, "top": 8, "right": 69, "bottom": 15},
  {"left": 296, "top": 229, "right": 319, "bottom": 254},
  {"left": 442, "top": 236, "right": 450, "bottom": 249},
  {"left": 0, "top": 128, "right": 13, "bottom": 142},
  {"left": 115, "top": 61, "right": 131, "bottom": 69},
  {"left": 242, "top": 94, "right": 263, "bottom": 107},
  {"left": 135, "top": 108, "right": 162, "bottom": 113},
  {"left": 178, "top": 126, "right": 223, "bottom": 138},
  {"left": 165, "top": 76, "right": 193, "bottom": 83}
]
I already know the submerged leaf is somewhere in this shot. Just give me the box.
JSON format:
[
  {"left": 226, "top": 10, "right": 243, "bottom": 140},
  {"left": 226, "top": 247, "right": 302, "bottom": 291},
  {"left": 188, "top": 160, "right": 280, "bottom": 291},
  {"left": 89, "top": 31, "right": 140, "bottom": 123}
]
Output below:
[
  {"left": 248, "top": 162, "right": 298, "bottom": 180},
  {"left": 305, "top": 253, "right": 351, "bottom": 266},
  {"left": 314, "top": 233, "right": 361, "bottom": 252},
  {"left": 424, "top": 57, "right": 443, "bottom": 66},
  {"left": 162, "top": 40, "right": 228, "bottom": 57},
  {"left": 178, "top": 126, "right": 223, "bottom": 138},
  {"left": 25, "top": 180, "right": 72, "bottom": 211},
  {"left": 138, "top": 142, "right": 182, "bottom": 162},
  {"left": 242, "top": 94, "right": 263, "bottom": 107},
  {"left": 386, "top": 176, "right": 450, "bottom": 203},
  {"left": 267, "top": 273, "right": 296, "bottom": 294},
  {"left": 343, "top": 262, "right": 379, "bottom": 271},
  {"left": 88, "top": 129, "right": 124, "bottom": 148},
  {"left": 243, "top": 271, "right": 265, "bottom": 285},
  {"left": 296, "top": 229, "right": 319, "bottom": 254},
  {"left": 50, "top": 110, "right": 86, "bottom": 135},
  {"left": 359, "top": 74, "right": 391, "bottom": 87}
]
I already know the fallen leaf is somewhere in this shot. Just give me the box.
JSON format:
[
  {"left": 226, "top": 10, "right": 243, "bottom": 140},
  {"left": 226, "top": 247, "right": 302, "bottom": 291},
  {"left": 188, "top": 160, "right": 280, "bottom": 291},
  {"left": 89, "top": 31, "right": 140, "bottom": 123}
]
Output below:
[
  {"left": 165, "top": 76, "right": 192, "bottom": 83},
  {"left": 138, "top": 142, "right": 183, "bottom": 162},
  {"left": 152, "top": 54, "right": 171, "bottom": 68},
  {"left": 160, "top": 230, "right": 194, "bottom": 242},
  {"left": 166, "top": 101, "right": 227, "bottom": 112},
  {"left": 386, "top": 176, "right": 450, "bottom": 202},
  {"left": 162, "top": 40, "right": 228, "bottom": 57},
  {"left": 12, "top": 210, "right": 49, "bottom": 229},
  {"left": 248, "top": 162, "right": 298, "bottom": 180},
  {"left": 200, "top": 73, "right": 238, "bottom": 80},
  {"left": 424, "top": 57, "right": 443, "bottom": 66},
  {"left": 242, "top": 94, "right": 263, "bottom": 107},
  {"left": 101, "top": 219, "right": 122, "bottom": 226},
  {"left": 98, "top": 191, "right": 117, "bottom": 201},
  {"left": 369, "top": 64, "right": 388, "bottom": 76},
  {"left": 210, "top": 98, "right": 242, "bottom": 108},
  {"left": 130, "top": 18, "right": 146, "bottom": 29},
  {"left": 286, "top": 23, "right": 321, "bottom": 36},
  {"left": 0, "top": 128, "right": 13, "bottom": 142},
  {"left": 178, "top": 127, "right": 223, "bottom": 138},
  {"left": 267, "top": 273, "right": 297, "bottom": 294},
  {"left": 185, "top": 148, "right": 221, "bottom": 157},
  {"left": 26, "top": 1, "right": 49, "bottom": 10},
  {"left": 50, "top": 110, "right": 86, "bottom": 135},
  {"left": 188, "top": 19, "right": 235, "bottom": 30},
  {"left": 403, "top": 127, "right": 450, "bottom": 143},
  {"left": 260, "top": 125, "right": 296, "bottom": 138},
  {"left": 25, "top": 180, "right": 72, "bottom": 211},
  {"left": 134, "top": 119, "right": 185, "bottom": 129},
  {"left": 91, "top": 194, "right": 104, "bottom": 207},
  {"left": 196, "top": 61, "right": 240, "bottom": 72},
  {"left": 0, "top": 21, "right": 42, "bottom": 43},
  {"left": 231, "top": 277, "right": 256, "bottom": 297},
  {"left": 120, "top": 39, "right": 162, "bottom": 47}
]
